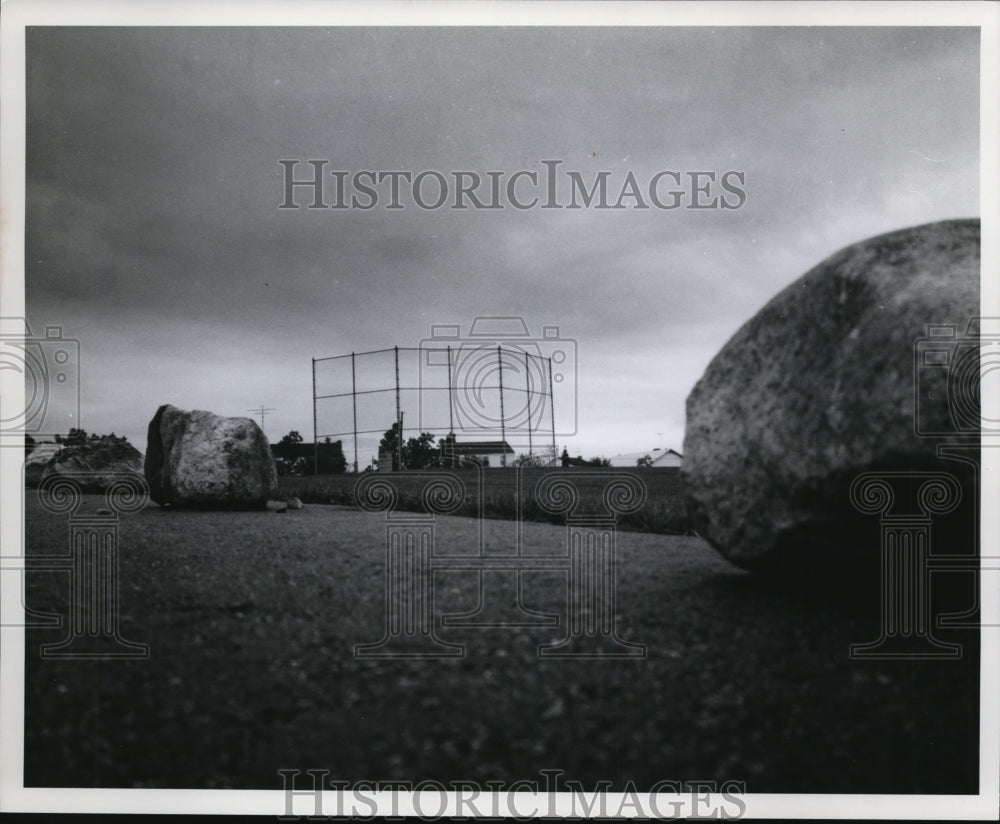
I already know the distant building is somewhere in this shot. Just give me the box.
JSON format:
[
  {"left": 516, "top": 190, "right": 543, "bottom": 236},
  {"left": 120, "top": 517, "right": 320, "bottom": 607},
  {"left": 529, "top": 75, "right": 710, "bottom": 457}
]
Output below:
[
  {"left": 446, "top": 439, "right": 515, "bottom": 467},
  {"left": 609, "top": 448, "right": 683, "bottom": 468},
  {"left": 377, "top": 446, "right": 393, "bottom": 472}
]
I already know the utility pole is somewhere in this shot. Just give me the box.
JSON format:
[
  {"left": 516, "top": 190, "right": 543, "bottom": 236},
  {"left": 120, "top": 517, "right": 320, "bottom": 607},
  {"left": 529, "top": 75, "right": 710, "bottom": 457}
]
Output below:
[
  {"left": 395, "top": 346, "right": 402, "bottom": 471},
  {"left": 351, "top": 352, "right": 359, "bottom": 473},
  {"left": 248, "top": 405, "right": 275, "bottom": 434},
  {"left": 312, "top": 359, "right": 318, "bottom": 474},
  {"left": 525, "top": 350, "right": 533, "bottom": 459},
  {"left": 497, "top": 346, "right": 506, "bottom": 468},
  {"left": 548, "top": 357, "right": 557, "bottom": 466}
]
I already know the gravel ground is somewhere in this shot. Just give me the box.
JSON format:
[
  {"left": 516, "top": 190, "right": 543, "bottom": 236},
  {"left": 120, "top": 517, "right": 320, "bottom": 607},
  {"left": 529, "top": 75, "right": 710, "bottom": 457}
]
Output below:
[{"left": 22, "top": 496, "right": 978, "bottom": 793}]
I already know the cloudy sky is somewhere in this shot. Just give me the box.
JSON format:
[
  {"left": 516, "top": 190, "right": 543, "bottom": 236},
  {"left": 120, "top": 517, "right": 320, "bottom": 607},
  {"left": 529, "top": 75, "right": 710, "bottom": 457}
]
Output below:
[{"left": 24, "top": 24, "right": 979, "bottom": 465}]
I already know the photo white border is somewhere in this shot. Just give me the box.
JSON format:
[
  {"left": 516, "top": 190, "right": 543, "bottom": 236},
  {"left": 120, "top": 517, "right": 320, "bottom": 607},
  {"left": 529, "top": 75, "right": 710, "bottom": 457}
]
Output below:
[{"left": 1, "top": 1, "right": 997, "bottom": 818}]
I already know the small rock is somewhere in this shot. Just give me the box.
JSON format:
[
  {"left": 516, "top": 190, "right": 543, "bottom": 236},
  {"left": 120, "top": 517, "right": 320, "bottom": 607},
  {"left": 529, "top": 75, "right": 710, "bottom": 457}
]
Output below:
[{"left": 287, "top": 496, "right": 303, "bottom": 510}]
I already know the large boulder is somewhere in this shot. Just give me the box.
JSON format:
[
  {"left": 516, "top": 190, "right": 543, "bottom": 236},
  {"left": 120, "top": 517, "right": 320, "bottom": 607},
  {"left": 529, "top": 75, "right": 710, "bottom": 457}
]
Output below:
[
  {"left": 144, "top": 404, "right": 278, "bottom": 509},
  {"left": 682, "top": 218, "right": 979, "bottom": 576},
  {"left": 24, "top": 443, "right": 65, "bottom": 487}
]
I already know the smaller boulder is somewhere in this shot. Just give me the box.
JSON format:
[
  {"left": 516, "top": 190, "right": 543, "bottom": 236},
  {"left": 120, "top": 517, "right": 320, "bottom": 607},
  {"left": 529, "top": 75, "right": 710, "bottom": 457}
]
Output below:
[
  {"left": 24, "top": 443, "right": 64, "bottom": 487},
  {"left": 36, "top": 436, "right": 144, "bottom": 493},
  {"left": 287, "top": 496, "right": 304, "bottom": 510}
]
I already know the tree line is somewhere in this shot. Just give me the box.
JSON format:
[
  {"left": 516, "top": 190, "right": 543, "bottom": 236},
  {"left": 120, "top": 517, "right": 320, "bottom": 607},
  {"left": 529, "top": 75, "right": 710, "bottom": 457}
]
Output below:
[{"left": 272, "top": 431, "right": 346, "bottom": 475}]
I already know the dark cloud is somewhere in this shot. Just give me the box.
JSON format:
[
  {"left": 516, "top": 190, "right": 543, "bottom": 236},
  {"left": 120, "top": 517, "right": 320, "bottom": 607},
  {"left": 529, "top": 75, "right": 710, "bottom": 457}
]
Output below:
[{"left": 24, "top": 26, "right": 979, "bottom": 456}]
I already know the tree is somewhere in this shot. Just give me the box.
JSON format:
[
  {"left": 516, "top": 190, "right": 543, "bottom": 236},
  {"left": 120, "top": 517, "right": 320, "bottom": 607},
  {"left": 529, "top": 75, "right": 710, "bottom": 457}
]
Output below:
[
  {"left": 405, "top": 432, "right": 438, "bottom": 470},
  {"left": 636, "top": 454, "right": 654, "bottom": 468},
  {"left": 279, "top": 430, "right": 304, "bottom": 447},
  {"left": 560, "top": 451, "right": 612, "bottom": 468},
  {"left": 317, "top": 438, "right": 347, "bottom": 474},
  {"left": 46, "top": 431, "right": 139, "bottom": 465},
  {"left": 271, "top": 431, "right": 345, "bottom": 475},
  {"left": 379, "top": 423, "right": 403, "bottom": 471},
  {"left": 274, "top": 430, "right": 305, "bottom": 476},
  {"left": 56, "top": 427, "right": 88, "bottom": 446},
  {"left": 378, "top": 424, "right": 439, "bottom": 470},
  {"left": 275, "top": 455, "right": 308, "bottom": 476}
]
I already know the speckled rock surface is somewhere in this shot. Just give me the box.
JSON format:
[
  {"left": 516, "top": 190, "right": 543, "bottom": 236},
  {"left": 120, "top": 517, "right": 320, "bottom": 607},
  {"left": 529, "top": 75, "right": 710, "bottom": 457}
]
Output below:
[
  {"left": 682, "top": 218, "right": 979, "bottom": 573},
  {"left": 24, "top": 443, "right": 64, "bottom": 487},
  {"left": 145, "top": 404, "right": 278, "bottom": 509}
]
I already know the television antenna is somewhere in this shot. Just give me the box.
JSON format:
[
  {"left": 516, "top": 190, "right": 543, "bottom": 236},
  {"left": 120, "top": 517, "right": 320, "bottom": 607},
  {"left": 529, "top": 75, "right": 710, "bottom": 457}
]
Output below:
[{"left": 248, "top": 405, "right": 276, "bottom": 432}]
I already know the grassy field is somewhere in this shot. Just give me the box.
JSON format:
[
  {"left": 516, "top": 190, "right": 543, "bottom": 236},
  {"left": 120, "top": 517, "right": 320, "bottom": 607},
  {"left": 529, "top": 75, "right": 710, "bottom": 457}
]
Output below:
[
  {"left": 21, "top": 493, "right": 979, "bottom": 793},
  {"left": 278, "top": 466, "right": 692, "bottom": 535}
]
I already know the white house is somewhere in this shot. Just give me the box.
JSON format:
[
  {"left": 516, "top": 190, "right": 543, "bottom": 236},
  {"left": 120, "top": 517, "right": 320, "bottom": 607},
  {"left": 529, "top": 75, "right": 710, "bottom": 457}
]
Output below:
[{"left": 609, "top": 448, "right": 683, "bottom": 468}]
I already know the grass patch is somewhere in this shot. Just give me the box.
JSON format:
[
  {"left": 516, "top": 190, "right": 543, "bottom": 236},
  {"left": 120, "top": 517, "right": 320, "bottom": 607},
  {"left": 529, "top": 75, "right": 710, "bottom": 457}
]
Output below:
[
  {"left": 22, "top": 496, "right": 979, "bottom": 792},
  {"left": 279, "top": 467, "right": 692, "bottom": 534}
]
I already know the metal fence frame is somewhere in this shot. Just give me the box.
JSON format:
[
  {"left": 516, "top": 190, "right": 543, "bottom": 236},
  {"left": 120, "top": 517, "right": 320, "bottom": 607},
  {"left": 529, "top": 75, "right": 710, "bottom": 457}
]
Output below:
[{"left": 312, "top": 345, "right": 558, "bottom": 473}]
